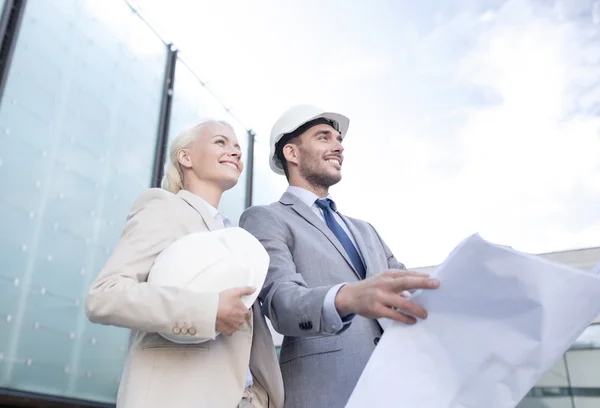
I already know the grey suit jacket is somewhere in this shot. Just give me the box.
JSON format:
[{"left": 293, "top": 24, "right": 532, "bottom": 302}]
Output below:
[{"left": 240, "top": 192, "right": 405, "bottom": 408}]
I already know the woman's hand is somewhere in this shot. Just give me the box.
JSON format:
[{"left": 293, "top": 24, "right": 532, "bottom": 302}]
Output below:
[{"left": 216, "top": 286, "right": 256, "bottom": 335}]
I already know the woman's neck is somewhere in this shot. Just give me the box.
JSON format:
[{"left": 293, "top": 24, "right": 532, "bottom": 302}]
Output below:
[{"left": 184, "top": 179, "right": 222, "bottom": 209}]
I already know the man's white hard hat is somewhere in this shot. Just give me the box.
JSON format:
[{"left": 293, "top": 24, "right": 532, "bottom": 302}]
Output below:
[{"left": 269, "top": 104, "right": 350, "bottom": 175}]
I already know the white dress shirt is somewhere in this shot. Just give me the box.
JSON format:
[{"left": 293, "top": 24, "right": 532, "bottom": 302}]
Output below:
[{"left": 286, "top": 186, "right": 359, "bottom": 334}]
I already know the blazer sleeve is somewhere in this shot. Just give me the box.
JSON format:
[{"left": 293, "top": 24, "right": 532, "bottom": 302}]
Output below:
[
  {"left": 369, "top": 223, "right": 406, "bottom": 271},
  {"left": 85, "top": 188, "right": 219, "bottom": 341},
  {"left": 240, "top": 205, "right": 335, "bottom": 337}
]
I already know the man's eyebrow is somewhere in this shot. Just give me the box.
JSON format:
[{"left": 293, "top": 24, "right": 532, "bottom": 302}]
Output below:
[
  {"left": 313, "top": 129, "right": 332, "bottom": 136},
  {"left": 313, "top": 129, "right": 340, "bottom": 139}
]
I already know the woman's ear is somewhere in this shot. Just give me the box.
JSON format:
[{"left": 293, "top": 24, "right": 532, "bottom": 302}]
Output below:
[{"left": 177, "top": 148, "right": 193, "bottom": 169}]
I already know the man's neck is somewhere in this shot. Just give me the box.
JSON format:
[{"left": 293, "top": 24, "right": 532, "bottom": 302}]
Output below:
[{"left": 288, "top": 179, "right": 328, "bottom": 198}]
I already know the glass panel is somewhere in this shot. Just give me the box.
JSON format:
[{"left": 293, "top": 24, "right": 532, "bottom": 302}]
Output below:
[
  {"left": 565, "top": 350, "right": 600, "bottom": 388},
  {"left": 168, "top": 59, "right": 248, "bottom": 223},
  {"left": 573, "top": 397, "right": 600, "bottom": 408},
  {"left": 0, "top": 0, "right": 166, "bottom": 403},
  {"left": 516, "top": 397, "right": 573, "bottom": 408},
  {"left": 536, "top": 356, "right": 570, "bottom": 387}
]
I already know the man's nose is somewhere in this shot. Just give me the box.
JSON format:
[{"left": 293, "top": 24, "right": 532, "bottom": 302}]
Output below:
[{"left": 333, "top": 140, "right": 344, "bottom": 152}]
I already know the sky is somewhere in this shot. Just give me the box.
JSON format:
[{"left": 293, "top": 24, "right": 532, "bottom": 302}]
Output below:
[{"left": 131, "top": 0, "right": 600, "bottom": 268}]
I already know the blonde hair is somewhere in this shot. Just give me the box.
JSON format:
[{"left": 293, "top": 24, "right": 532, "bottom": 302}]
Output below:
[{"left": 161, "top": 119, "right": 235, "bottom": 194}]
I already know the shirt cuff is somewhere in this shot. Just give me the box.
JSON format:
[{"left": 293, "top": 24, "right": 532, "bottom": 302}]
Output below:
[{"left": 322, "top": 283, "right": 356, "bottom": 334}]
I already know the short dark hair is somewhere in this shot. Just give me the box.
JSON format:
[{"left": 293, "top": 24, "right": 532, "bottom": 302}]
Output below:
[{"left": 274, "top": 117, "right": 335, "bottom": 180}]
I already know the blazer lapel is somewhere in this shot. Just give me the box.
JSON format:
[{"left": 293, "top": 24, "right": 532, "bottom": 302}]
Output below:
[
  {"left": 280, "top": 192, "right": 360, "bottom": 279},
  {"left": 338, "top": 213, "right": 374, "bottom": 278},
  {"left": 176, "top": 190, "right": 219, "bottom": 231}
]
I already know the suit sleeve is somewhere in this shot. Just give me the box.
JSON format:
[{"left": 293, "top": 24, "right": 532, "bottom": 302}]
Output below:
[
  {"left": 85, "top": 188, "right": 219, "bottom": 341},
  {"left": 240, "top": 206, "right": 343, "bottom": 337},
  {"left": 369, "top": 223, "right": 406, "bottom": 270}
]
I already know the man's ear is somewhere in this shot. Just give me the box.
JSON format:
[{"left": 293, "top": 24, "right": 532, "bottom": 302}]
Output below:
[
  {"left": 177, "top": 149, "right": 193, "bottom": 169},
  {"left": 283, "top": 144, "right": 299, "bottom": 166}
]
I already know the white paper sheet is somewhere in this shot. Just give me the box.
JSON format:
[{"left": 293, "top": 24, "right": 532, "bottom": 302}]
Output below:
[
  {"left": 346, "top": 233, "right": 600, "bottom": 408},
  {"left": 593, "top": 260, "right": 600, "bottom": 275}
]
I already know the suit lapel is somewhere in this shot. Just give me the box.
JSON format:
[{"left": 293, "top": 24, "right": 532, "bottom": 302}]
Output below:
[
  {"left": 280, "top": 192, "right": 361, "bottom": 279},
  {"left": 338, "top": 214, "right": 388, "bottom": 332},
  {"left": 176, "top": 190, "right": 219, "bottom": 231},
  {"left": 338, "top": 214, "right": 374, "bottom": 278}
]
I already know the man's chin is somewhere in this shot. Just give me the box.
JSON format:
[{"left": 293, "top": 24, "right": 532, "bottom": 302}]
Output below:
[{"left": 325, "top": 173, "right": 342, "bottom": 187}]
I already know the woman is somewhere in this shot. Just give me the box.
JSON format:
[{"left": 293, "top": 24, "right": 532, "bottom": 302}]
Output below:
[{"left": 85, "top": 120, "right": 284, "bottom": 408}]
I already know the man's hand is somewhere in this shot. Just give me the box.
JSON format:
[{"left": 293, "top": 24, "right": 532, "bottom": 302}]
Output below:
[
  {"left": 335, "top": 270, "right": 439, "bottom": 324},
  {"left": 216, "top": 286, "right": 255, "bottom": 336}
]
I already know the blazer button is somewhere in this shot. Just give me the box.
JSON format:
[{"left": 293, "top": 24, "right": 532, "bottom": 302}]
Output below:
[
  {"left": 299, "top": 321, "right": 313, "bottom": 330},
  {"left": 180, "top": 327, "right": 188, "bottom": 334},
  {"left": 374, "top": 337, "right": 380, "bottom": 345},
  {"left": 189, "top": 327, "right": 197, "bottom": 335},
  {"left": 172, "top": 327, "right": 181, "bottom": 334}
]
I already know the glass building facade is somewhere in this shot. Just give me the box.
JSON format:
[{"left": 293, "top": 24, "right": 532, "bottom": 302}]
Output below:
[
  {"left": 0, "top": 0, "right": 254, "bottom": 406},
  {"left": 0, "top": 1, "right": 598, "bottom": 407}
]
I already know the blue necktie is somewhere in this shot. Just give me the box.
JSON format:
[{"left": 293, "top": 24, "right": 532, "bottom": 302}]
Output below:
[{"left": 315, "top": 199, "right": 366, "bottom": 279}]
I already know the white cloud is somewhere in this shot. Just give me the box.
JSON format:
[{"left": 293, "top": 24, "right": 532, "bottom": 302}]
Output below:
[
  {"left": 337, "top": 0, "right": 600, "bottom": 266},
  {"left": 449, "top": 1, "right": 600, "bottom": 252},
  {"left": 321, "top": 46, "right": 394, "bottom": 83}
]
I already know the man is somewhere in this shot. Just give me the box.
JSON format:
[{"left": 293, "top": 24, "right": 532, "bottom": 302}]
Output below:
[{"left": 239, "top": 105, "right": 440, "bottom": 408}]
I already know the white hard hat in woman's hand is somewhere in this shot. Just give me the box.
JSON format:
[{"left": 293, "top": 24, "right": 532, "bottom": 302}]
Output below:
[{"left": 147, "top": 227, "right": 270, "bottom": 344}]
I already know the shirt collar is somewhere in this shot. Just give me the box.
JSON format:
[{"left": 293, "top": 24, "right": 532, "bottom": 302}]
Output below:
[
  {"left": 184, "top": 191, "right": 220, "bottom": 219},
  {"left": 286, "top": 186, "right": 335, "bottom": 210}
]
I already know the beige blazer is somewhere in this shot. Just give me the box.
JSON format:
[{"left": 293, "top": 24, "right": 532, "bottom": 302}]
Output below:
[{"left": 85, "top": 188, "right": 284, "bottom": 408}]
